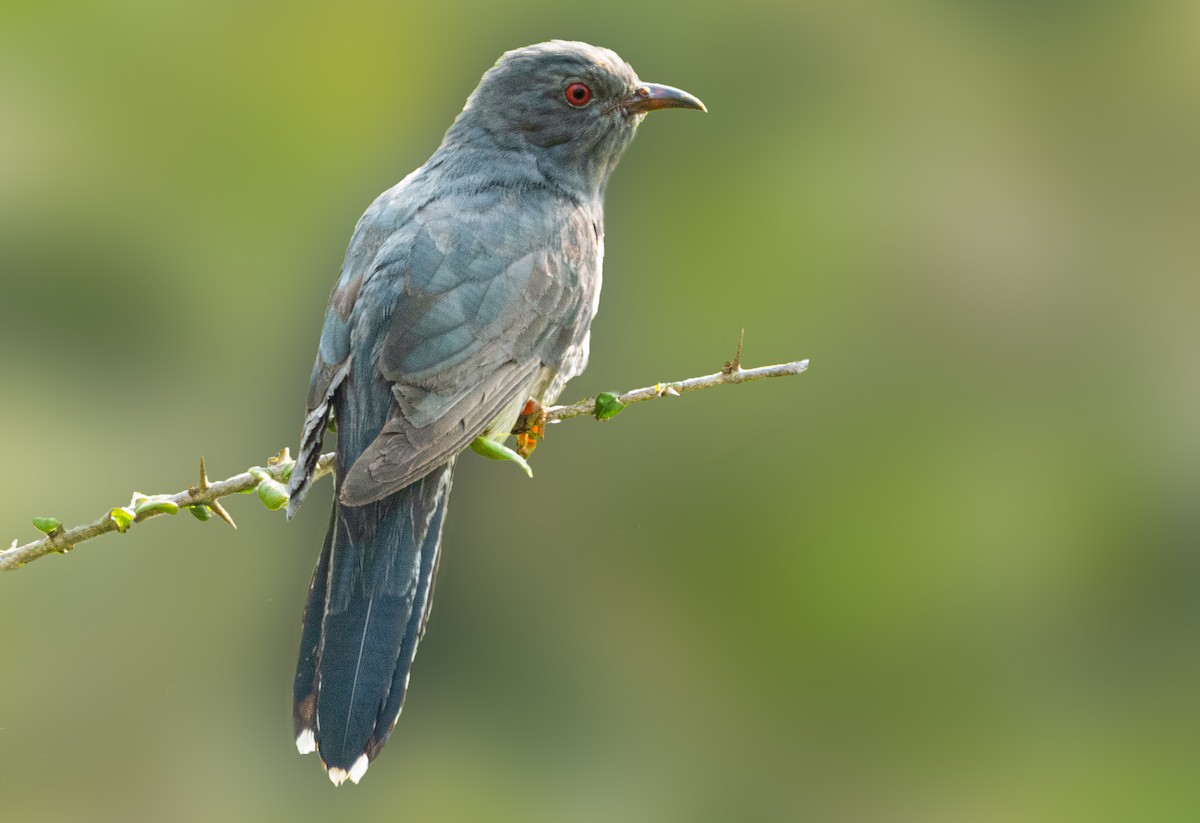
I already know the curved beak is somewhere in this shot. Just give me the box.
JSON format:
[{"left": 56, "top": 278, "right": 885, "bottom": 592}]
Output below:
[{"left": 620, "top": 82, "right": 707, "bottom": 115}]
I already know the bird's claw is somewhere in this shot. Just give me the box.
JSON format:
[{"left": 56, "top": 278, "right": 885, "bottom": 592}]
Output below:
[{"left": 513, "top": 399, "right": 546, "bottom": 458}]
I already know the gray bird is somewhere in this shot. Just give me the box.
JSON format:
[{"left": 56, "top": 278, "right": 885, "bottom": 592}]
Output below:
[{"left": 286, "top": 40, "right": 704, "bottom": 786}]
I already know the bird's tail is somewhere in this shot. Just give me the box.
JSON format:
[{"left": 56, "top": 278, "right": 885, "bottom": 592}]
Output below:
[{"left": 293, "top": 460, "right": 455, "bottom": 786}]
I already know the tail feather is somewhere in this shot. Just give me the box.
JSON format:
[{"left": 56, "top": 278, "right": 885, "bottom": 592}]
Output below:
[
  {"left": 293, "top": 460, "right": 455, "bottom": 785},
  {"left": 293, "top": 504, "right": 334, "bottom": 752},
  {"left": 365, "top": 470, "right": 449, "bottom": 761}
]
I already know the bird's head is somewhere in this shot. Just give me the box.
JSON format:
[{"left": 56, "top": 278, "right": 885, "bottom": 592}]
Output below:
[{"left": 450, "top": 40, "right": 705, "bottom": 197}]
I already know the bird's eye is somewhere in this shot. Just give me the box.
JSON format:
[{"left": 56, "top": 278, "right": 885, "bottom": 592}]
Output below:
[{"left": 565, "top": 82, "right": 592, "bottom": 107}]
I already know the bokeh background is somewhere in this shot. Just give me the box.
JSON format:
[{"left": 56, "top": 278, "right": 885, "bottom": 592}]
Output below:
[{"left": 3, "top": 2, "right": 1198, "bottom": 821}]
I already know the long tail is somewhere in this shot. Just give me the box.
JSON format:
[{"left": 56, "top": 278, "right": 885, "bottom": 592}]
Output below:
[{"left": 293, "top": 460, "right": 454, "bottom": 786}]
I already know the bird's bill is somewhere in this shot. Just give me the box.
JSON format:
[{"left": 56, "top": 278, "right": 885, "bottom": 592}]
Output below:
[{"left": 620, "top": 83, "right": 707, "bottom": 114}]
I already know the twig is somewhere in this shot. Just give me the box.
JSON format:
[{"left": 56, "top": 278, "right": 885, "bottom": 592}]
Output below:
[
  {"left": 545, "top": 357, "right": 808, "bottom": 422},
  {"left": 1, "top": 452, "right": 335, "bottom": 571},
  {"left": 2, "top": 353, "right": 807, "bottom": 572}
]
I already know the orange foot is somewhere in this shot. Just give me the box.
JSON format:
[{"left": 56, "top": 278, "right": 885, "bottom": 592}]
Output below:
[{"left": 514, "top": 399, "right": 547, "bottom": 458}]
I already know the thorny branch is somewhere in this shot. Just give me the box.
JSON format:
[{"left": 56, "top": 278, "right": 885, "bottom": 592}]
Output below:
[
  {"left": 2, "top": 353, "right": 808, "bottom": 572},
  {"left": 544, "top": 356, "right": 807, "bottom": 423}
]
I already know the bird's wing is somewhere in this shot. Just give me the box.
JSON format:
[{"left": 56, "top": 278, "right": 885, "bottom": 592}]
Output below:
[
  {"left": 286, "top": 183, "right": 413, "bottom": 516},
  {"left": 286, "top": 292, "right": 355, "bottom": 517},
  {"left": 334, "top": 184, "right": 599, "bottom": 506}
]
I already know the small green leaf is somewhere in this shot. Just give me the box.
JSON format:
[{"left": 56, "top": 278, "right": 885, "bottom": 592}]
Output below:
[
  {"left": 32, "top": 517, "right": 61, "bottom": 535},
  {"left": 276, "top": 461, "right": 294, "bottom": 483},
  {"left": 188, "top": 505, "right": 212, "bottom": 521},
  {"left": 470, "top": 436, "right": 533, "bottom": 478},
  {"left": 108, "top": 507, "right": 135, "bottom": 534},
  {"left": 257, "top": 478, "right": 289, "bottom": 511},
  {"left": 594, "top": 392, "right": 626, "bottom": 421},
  {"left": 134, "top": 498, "right": 180, "bottom": 517}
]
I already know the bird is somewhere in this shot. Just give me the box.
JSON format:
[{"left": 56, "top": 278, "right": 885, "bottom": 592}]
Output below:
[{"left": 285, "top": 40, "right": 705, "bottom": 786}]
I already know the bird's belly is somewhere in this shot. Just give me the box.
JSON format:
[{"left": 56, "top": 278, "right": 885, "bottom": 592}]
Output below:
[
  {"left": 477, "top": 351, "right": 579, "bottom": 446},
  {"left": 542, "top": 333, "right": 589, "bottom": 406},
  {"left": 480, "top": 392, "right": 530, "bottom": 443}
]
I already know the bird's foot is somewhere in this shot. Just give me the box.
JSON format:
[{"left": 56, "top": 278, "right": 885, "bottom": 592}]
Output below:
[{"left": 512, "top": 399, "right": 547, "bottom": 458}]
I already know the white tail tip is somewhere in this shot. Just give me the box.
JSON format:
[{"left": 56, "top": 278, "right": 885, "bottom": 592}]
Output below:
[
  {"left": 349, "top": 754, "right": 370, "bottom": 784},
  {"left": 325, "top": 754, "right": 369, "bottom": 787}
]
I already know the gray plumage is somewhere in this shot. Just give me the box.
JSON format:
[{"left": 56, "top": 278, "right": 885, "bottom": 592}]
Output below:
[{"left": 286, "top": 40, "right": 704, "bottom": 786}]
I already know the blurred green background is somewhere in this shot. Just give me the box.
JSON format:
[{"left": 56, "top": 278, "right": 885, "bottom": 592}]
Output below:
[{"left": 3, "top": 1, "right": 1198, "bottom": 821}]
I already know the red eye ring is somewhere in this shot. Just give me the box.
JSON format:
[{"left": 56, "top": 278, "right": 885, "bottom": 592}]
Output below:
[{"left": 565, "top": 82, "right": 592, "bottom": 107}]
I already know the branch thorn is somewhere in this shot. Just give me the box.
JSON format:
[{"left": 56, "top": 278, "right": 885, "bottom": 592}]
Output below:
[
  {"left": 724, "top": 329, "right": 745, "bottom": 375},
  {"left": 208, "top": 499, "right": 237, "bottom": 530}
]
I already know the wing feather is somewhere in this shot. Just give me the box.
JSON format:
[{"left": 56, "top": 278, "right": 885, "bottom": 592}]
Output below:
[{"left": 332, "top": 191, "right": 596, "bottom": 505}]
